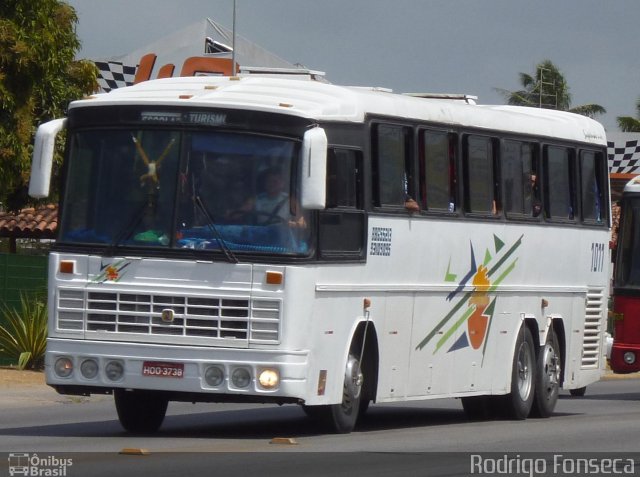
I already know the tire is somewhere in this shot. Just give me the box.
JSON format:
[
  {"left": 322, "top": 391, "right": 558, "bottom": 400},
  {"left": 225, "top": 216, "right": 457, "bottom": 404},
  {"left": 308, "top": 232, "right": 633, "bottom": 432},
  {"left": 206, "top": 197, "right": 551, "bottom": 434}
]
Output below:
[
  {"left": 531, "top": 329, "right": 561, "bottom": 417},
  {"left": 504, "top": 326, "right": 536, "bottom": 419},
  {"left": 114, "top": 389, "right": 168, "bottom": 433},
  {"left": 359, "top": 397, "right": 371, "bottom": 416},
  {"left": 327, "top": 351, "right": 363, "bottom": 433},
  {"left": 303, "top": 349, "right": 364, "bottom": 434},
  {"left": 569, "top": 386, "right": 587, "bottom": 397}
]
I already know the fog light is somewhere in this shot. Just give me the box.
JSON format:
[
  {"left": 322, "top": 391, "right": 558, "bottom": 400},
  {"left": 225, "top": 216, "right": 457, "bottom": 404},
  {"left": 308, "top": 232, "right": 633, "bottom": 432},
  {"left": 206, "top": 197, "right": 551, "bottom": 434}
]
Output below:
[
  {"left": 105, "top": 361, "right": 124, "bottom": 381},
  {"left": 204, "top": 366, "right": 224, "bottom": 387},
  {"left": 231, "top": 368, "right": 251, "bottom": 388},
  {"left": 54, "top": 357, "right": 73, "bottom": 378},
  {"left": 623, "top": 351, "right": 636, "bottom": 365},
  {"left": 258, "top": 368, "right": 279, "bottom": 389},
  {"left": 80, "top": 359, "right": 99, "bottom": 379}
]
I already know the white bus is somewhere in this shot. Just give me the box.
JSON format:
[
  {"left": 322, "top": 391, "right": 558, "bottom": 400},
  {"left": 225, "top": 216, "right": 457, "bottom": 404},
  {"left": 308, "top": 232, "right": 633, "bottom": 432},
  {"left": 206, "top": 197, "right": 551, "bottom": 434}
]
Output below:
[{"left": 30, "top": 71, "right": 610, "bottom": 434}]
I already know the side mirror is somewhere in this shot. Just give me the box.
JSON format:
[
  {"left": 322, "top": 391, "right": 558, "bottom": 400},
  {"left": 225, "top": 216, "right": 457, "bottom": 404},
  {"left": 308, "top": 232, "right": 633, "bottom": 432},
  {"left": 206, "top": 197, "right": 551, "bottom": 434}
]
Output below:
[
  {"left": 28, "top": 118, "right": 67, "bottom": 199},
  {"left": 300, "top": 127, "right": 327, "bottom": 210}
]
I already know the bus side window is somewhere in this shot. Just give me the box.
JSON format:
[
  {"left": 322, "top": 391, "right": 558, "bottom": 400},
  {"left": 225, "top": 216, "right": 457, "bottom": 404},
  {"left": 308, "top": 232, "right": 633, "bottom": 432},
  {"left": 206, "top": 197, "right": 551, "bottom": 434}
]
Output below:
[
  {"left": 501, "top": 140, "right": 540, "bottom": 218},
  {"left": 319, "top": 148, "right": 365, "bottom": 258},
  {"left": 326, "top": 148, "right": 361, "bottom": 209},
  {"left": 544, "top": 146, "right": 576, "bottom": 221},
  {"left": 372, "top": 123, "right": 414, "bottom": 209},
  {"left": 579, "top": 150, "right": 605, "bottom": 224},
  {"left": 419, "top": 130, "right": 457, "bottom": 213},
  {"left": 463, "top": 135, "right": 500, "bottom": 216}
]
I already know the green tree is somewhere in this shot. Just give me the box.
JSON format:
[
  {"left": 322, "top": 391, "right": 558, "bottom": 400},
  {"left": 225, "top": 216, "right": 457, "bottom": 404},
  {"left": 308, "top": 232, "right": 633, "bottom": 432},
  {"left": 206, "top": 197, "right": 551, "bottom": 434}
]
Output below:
[
  {"left": 0, "top": 0, "right": 97, "bottom": 211},
  {"left": 499, "top": 59, "right": 606, "bottom": 119},
  {"left": 617, "top": 98, "right": 640, "bottom": 132}
]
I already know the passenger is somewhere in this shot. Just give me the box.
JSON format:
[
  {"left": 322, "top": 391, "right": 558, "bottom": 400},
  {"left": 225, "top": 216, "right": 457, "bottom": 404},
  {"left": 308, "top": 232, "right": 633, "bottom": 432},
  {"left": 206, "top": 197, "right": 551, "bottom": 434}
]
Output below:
[{"left": 527, "top": 173, "right": 542, "bottom": 217}]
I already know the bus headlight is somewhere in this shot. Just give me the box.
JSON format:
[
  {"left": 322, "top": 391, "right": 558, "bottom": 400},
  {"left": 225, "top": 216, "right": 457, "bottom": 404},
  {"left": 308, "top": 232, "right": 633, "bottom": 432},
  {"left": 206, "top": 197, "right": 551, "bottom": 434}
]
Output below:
[
  {"left": 54, "top": 357, "right": 73, "bottom": 378},
  {"left": 105, "top": 361, "right": 124, "bottom": 381},
  {"left": 258, "top": 368, "right": 279, "bottom": 389},
  {"left": 231, "top": 368, "right": 251, "bottom": 388},
  {"left": 80, "top": 359, "right": 99, "bottom": 379},
  {"left": 204, "top": 366, "right": 224, "bottom": 387},
  {"left": 623, "top": 351, "right": 636, "bottom": 365}
]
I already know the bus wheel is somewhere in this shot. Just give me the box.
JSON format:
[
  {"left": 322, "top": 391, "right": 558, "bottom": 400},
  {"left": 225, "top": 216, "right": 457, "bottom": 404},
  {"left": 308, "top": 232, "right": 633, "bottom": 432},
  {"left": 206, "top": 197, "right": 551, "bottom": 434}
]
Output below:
[
  {"left": 303, "top": 351, "right": 363, "bottom": 433},
  {"left": 114, "top": 389, "right": 168, "bottom": 433},
  {"left": 531, "top": 330, "right": 561, "bottom": 417},
  {"left": 569, "top": 386, "right": 587, "bottom": 397},
  {"left": 504, "top": 326, "right": 535, "bottom": 419},
  {"left": 326, "top": 351, "right": 363, "bottom": 433}
]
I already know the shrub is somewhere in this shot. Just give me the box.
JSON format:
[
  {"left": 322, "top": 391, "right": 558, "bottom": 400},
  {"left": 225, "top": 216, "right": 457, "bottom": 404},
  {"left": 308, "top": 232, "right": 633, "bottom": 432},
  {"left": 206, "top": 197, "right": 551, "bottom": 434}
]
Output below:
[{"left": 0, "top": 292, "right": 48, "bottom": 370}]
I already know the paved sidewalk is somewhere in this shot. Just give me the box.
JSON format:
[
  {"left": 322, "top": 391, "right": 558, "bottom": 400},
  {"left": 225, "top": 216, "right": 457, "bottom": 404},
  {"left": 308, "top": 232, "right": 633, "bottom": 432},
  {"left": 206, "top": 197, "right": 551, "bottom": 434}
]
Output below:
[
  {"left": 0, "top": 368, "right": 111, "bottom": 408},
  {"left": 0, "top": 368, "right": 59, "bottom": 408}
]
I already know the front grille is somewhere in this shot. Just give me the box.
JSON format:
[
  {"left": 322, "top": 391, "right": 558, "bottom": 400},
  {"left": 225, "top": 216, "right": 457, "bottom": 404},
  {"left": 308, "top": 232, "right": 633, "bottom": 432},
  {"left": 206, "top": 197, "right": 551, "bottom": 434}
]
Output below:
[
  {"left": 57, "top": 288, "right": 281, "bottom": 345},
  {"left": 582, "top": 288, "right": 604, "bottom": 368}
]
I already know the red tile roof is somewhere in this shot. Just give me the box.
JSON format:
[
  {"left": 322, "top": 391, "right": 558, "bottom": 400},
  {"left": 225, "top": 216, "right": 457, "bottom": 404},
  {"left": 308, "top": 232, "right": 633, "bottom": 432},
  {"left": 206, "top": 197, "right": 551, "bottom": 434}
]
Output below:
[{"left": 0, "top": 204, "right": 58, "bottom": 238}]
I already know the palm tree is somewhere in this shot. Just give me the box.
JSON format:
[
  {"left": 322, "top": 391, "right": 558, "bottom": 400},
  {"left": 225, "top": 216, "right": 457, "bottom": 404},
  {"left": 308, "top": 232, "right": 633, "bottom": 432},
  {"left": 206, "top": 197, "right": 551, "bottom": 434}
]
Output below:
[
  {"left": 617, "top": 98, "right": 640, "bottom": 132},
  {"left": 499, "top": 60, "right": 606, "bottom": 119}
]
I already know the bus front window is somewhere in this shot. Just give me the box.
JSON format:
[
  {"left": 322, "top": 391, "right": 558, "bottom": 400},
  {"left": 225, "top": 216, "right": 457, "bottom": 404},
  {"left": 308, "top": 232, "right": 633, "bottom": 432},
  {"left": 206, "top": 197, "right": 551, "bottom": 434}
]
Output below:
[
  {"left": 617, "top": 197, "right": 640, "bottom": 288},
  {"left": 176, "top": 132, "right": 310, "bottom": 254},
  {"left": 59, "top": 129, "right": 311, "bottom": 257},
  {"left": 60, "top": 129, "right": 181, "bottom": 247}
]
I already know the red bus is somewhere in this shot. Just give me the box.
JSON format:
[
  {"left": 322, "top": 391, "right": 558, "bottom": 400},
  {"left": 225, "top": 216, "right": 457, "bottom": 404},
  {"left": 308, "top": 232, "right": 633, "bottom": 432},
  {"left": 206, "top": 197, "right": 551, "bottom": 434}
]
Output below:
[{"left": 611, "top": 177, "right": 640, "bottom": 373}]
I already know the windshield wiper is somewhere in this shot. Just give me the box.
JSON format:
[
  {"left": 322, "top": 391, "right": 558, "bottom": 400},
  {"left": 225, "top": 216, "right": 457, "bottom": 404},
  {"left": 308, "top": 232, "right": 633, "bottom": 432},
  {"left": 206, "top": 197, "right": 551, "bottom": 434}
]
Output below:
[
  {"left": 105, "top": 201, "right": 149, "bottom": 256},
  {"left": 194, "top": 195, "right": 239, "bottom": 264}
]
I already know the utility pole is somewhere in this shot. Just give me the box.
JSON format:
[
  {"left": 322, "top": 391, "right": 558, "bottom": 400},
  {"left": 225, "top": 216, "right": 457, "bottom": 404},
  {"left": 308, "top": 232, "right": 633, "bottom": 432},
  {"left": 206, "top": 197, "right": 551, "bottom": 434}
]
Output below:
[
  {"left": 537, "top": 66, "right": 557, "bottom": 109},
  {"left": 231, "top": 0, "right": 237, "bottom": 75}
]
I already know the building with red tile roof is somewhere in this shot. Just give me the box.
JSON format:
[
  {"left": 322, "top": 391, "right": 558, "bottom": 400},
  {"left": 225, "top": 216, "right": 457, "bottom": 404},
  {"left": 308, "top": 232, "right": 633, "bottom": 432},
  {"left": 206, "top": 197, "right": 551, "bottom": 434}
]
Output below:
[{"left": 0, "top": 204, "right": 57, "bottom": 253}]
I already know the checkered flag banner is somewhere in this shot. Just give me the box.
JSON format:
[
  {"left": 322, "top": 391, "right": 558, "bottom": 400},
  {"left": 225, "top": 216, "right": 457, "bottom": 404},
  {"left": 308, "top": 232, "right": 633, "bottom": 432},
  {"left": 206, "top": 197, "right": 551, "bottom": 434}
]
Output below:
[
  {"left": 95, "top": 61, "right": 137, "bottom": 92},
  {"left": 608, "top": 139, "right": 640, "bottom": 175}
]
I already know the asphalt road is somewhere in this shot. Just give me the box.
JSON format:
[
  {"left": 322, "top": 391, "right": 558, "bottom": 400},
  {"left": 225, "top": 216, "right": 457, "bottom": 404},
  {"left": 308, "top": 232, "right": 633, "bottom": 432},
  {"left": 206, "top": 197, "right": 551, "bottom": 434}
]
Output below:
[{"left": 1, "top": 375, "right": 639, "bottom": 476}]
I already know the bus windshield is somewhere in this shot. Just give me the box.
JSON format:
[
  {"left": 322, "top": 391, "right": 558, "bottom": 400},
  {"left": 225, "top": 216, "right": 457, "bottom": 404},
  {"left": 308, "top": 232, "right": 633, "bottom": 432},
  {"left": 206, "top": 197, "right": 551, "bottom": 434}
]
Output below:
[
  {"left": 58, "top": 129, "right": 311, "bottom": 257},
  {"left": 616, "top": 196, "right": 640, "bottom": 288}
]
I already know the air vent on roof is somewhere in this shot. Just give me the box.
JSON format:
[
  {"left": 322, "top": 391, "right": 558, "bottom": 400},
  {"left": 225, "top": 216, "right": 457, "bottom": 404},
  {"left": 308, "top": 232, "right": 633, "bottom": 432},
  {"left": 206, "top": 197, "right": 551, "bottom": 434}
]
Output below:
[
  {"left": 239, "top": 66, "right": 328, "bottom": 82},
  {"left": 404, "top": 93, "right": 478, "bottom": 104},
  {"left": 205, "top": 37, "right": 233, "bottom": 53}
]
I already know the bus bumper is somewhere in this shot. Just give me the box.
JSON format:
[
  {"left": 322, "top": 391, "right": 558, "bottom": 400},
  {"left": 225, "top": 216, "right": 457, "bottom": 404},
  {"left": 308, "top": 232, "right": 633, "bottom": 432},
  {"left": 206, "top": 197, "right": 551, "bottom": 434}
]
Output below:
[
  {"left": 45, "top": 338, "right": 309, "bottom": 403},
  {"left": 610, "top": 342, "right": 640, "bottom": 374}
]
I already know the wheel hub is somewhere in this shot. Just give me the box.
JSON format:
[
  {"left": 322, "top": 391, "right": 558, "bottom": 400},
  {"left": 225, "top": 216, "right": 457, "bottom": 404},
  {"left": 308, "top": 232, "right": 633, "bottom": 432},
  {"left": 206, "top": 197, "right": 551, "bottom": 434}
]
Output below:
[{"left": 344, "top": 355, "right": 363, "bottom": 402}]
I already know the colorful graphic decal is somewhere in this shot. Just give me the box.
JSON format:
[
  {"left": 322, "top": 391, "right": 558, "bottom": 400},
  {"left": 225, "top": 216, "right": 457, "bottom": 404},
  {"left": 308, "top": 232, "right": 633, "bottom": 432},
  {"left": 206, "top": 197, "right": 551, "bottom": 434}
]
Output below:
[
  {"left": 92, "top": 259, "right": 131, "bottom": 283},
  {"left": 416, "top": 234, "right": 523, "bottom": 360}
]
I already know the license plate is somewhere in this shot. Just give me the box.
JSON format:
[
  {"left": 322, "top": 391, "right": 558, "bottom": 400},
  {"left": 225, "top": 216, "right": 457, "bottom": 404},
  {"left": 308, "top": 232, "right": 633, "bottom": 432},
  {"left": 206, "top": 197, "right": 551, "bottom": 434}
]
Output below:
[{"left": 142, "top": 361, "right": 184, "bottom": 378}]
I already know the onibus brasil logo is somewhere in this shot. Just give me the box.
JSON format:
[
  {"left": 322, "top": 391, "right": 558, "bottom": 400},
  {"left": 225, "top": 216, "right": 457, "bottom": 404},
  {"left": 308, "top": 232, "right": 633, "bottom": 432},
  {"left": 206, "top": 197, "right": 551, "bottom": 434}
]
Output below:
[{"left": 8, "top": 453, "right": 72, "bottom": 476}]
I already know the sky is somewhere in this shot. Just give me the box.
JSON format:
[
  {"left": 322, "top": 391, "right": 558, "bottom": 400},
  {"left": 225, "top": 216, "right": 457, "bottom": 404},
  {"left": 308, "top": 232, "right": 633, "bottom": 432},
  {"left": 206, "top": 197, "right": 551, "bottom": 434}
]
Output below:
[{"left": 66, "top": 0, "right": 639, "bottom": 131}]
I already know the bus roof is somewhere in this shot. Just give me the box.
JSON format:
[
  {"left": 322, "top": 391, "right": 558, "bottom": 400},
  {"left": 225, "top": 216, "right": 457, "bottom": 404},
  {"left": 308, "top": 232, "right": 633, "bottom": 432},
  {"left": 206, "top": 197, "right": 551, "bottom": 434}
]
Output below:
[
  {"left": 623, "top": 176, "right": 640, "bottom": 194},
  {"left": 73, "top": 75, "right": 606, "bottom": 146}
]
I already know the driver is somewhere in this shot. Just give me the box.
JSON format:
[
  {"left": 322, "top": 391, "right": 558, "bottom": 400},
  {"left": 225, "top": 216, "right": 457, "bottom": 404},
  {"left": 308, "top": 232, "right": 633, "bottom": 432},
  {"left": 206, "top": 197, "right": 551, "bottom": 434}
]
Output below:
[{"left": 254, "top": 167, "right": 290, "bottom": 224}]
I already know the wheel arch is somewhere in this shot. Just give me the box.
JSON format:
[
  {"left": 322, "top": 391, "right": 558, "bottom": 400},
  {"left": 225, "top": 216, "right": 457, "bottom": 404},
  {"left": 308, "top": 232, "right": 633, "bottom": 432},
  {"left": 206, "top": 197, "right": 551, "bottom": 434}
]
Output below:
[
  {"left": 523, "top": 316, "right": 541, "bottom": 349},
  {"left": 350, "top": 319, "right": 380, "bottom": 404},
  {"left": 550, "top": 317, "right": 567, "bottom": 386}
]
